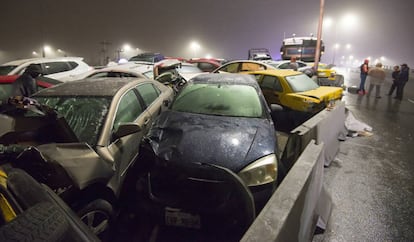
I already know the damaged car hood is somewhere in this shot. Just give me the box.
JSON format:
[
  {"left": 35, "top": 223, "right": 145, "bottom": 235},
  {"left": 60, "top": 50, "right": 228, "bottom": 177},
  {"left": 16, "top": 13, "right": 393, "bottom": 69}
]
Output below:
[
  {"left": 296, "top": 86, "right": 343, "bottom": 101},
  {"left": 147, "top": 110, "right": 276, "bottom": 172}
]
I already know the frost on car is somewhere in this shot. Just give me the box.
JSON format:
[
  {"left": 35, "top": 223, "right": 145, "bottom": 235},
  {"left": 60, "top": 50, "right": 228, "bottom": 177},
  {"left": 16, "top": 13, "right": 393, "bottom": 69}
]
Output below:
[{"left": 135, "top": 73, "right": 281, "bottom": 239}]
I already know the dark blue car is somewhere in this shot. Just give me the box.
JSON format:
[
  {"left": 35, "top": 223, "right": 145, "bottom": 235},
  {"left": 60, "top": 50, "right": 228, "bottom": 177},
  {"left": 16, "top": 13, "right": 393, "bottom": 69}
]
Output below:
[{"left": 136, "top": 73, "right": 281, "bottom": 238}]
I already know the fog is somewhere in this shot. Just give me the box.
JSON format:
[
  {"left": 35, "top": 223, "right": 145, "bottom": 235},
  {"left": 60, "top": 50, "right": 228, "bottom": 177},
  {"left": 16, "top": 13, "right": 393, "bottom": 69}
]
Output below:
[{"left": 2, "top": 0, "right": 413, "bottom": 67}]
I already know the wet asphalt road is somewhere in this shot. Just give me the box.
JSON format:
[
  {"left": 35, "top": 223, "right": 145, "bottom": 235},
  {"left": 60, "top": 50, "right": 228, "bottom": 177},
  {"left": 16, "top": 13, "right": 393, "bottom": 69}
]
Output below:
[{"left": 313, "top": 67, "right": 414, "bottom": 241}]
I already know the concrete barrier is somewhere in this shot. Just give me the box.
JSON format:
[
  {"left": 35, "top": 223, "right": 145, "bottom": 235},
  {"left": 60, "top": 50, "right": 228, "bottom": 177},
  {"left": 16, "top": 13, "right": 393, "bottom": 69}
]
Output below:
[
  {"left": 241, "top": 102, "right": 346, "bottom": 242},
  {"left": 241, "top": 141, "right": 324, "bottom": 242}
]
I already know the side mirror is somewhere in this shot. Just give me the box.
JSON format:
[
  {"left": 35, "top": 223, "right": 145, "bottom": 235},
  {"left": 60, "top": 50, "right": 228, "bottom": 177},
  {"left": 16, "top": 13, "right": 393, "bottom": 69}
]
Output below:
[
  {"left": 113, "top": 122, "right": 141, "bottom": 140},
  {"left": 270, "top": 104, "right": 283, "bottom": 112}
]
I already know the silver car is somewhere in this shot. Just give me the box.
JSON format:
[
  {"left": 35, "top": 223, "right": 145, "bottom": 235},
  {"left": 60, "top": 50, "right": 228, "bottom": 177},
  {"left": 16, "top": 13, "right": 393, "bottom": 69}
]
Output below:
[{"left": 0, "top": 77, "right": 174, "bottom": 237}]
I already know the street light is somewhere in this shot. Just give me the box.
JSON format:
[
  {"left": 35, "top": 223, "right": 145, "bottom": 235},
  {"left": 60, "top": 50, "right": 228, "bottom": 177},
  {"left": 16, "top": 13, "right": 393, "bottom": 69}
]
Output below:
[
  {"left": 190, "top": 41, "right": 201, "bottom": 58},
  {"left": 42, "top": 45, "right": 51, "bottom": 57},
  {"left": 57, "top": 49, "right": 66, "bottom": 57}
]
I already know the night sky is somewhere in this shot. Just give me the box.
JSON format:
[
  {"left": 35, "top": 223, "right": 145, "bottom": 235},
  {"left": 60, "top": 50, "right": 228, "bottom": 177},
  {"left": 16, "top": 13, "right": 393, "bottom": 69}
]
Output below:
[{"left": 2, "top": 0, "right": 413, "bottom": 67}]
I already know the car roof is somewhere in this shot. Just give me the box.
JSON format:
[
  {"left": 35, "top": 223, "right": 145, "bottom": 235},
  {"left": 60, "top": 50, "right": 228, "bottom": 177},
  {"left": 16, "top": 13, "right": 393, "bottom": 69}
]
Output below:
[
  {"left": 34, "top": 77, "right": 150, "bottom": 97},
  {"left": 2, "top": 57, "right": 85, "bottom": 66},
  {"left": 95, "top": 63, "right": 153, "bottom": 73},
  {"left": 190, "top": 73, "right": 259, "bottom": 86},
  {"left": 264, "top": 60, "right": 307, "bottom": 65},
  {"left": 244, "top": 69, "right": 303, "bottom": 77}
]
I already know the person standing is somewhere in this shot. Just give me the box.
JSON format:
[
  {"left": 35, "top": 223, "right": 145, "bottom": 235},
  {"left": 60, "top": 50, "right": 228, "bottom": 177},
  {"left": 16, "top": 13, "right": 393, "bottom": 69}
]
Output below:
[
  {"left": 288, "top": 56, "right": 299, "bottom": 71},
  {"left": 10, "top": 64, "right": 42, "bottom": 97},
  {"left": 387, "top": 65, "right": 400, "bottom": 96},
  {"left": 395, "top": 63, "right": 410, "bottom": 100},
  {"left": 367, "top": 62, "right": 386, "bottom": 98},
  {"left": 358, "top": 59, "right": 369, "bottom": 95}
]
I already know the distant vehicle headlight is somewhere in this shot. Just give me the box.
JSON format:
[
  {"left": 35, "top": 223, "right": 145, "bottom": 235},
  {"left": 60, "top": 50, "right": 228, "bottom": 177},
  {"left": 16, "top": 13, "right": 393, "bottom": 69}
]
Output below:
[{"left": 238, "top": 154, "right": 277, "bottom": 187}]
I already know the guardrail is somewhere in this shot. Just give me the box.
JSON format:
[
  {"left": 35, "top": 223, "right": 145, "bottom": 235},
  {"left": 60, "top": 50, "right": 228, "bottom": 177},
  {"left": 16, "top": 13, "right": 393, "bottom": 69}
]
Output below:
[{"left": 241, "top": 102, "right": 346, "bottom": 242}]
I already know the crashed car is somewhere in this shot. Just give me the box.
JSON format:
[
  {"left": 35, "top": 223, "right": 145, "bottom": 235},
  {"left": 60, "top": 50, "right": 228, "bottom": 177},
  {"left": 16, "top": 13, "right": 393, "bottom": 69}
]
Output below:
[
  {"left": 243, "top": 69, "right": 343, "bottom": 114},
  {"left": 154, "top": 59, "right": 205, "bottom": 92},
  {"left": 307, "top": 62, "right": 345, "bottom": 87},
  {"left": 0, "top": 77, "right": 174, "bottom": 238},
  {"left": 135, "top": 73, "right": 282, "bottom": 238}
]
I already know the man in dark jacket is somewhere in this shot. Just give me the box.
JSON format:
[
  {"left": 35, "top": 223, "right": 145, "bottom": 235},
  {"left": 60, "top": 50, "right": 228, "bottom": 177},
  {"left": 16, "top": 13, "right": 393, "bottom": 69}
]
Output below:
[
  {"left": 395, "top": 63, "right": 410, "bottom": 100},
  {"left": 10, "top": 64, "right": 42, "bottom": 97}
]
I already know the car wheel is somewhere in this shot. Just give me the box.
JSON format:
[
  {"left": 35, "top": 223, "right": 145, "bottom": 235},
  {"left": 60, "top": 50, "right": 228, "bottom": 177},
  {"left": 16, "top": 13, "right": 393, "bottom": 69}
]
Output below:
[{"left": 77, "top": 199, "right": 113, "bottom": 239}]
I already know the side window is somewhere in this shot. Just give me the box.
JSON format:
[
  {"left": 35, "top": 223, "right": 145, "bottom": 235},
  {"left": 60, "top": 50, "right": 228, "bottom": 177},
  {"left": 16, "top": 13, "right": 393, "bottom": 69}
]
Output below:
[
  {"left": 198, "top": 62, "right": 216, "bottom": 72},
  {"left": 260, "top": 75, "right": 275, "bottom": 89},
  {"left": 136, "top": 83, "right": 160, "bottom": 107},
  {"left": 278, "top": 63, "right": 289, "bottom": 69},
  {"left": 261, "top": 75, "right": 283, "bottom": 92},
  {"left": 219, "top": 63, "right": 239, "bottom": 73},
  {"left": 113, "top": 90, "right": 143, "bottom": 131},
  {"left": 67, "top": 61, "right": 79, "bottom": 69},
  {"left": 298, "top": 62, "right": 307, "bottom": 68},
  {"left": 43, "top": 62, "right": 71, "bottom": 74},
  {"left": 240, "top": 63, "right": 265, "bottom": 72}
]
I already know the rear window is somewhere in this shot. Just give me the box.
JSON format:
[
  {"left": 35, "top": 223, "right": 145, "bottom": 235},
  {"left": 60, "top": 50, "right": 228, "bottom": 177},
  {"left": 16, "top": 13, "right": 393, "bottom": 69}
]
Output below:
[{"left": 285, "top": 74, "right": 319, "bottom": 92}]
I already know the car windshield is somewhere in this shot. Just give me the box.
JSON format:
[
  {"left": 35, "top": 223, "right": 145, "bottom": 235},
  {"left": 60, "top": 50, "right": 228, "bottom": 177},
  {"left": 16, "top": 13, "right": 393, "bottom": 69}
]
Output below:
[
  {"left": 285, "top": 74, "right": 319, "bottom": 92},
  {"left": 36, "top": 96, "right": 111, "bottom": 146},
  {"left": 171, "top": 83, "right": 263, "bottom": 118},
  {"left": 0, "top": 65, "right": 17, "bottom": 75}
]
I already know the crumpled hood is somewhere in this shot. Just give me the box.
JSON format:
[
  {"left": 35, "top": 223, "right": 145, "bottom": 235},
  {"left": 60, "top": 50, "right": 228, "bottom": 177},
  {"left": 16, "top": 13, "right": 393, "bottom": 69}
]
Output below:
[
  {"left": 146, "top": 110, "right": 276, "bottom": 172},
  {"left": 296, "top": 86, "right": 343, "bottom": 101},
  {"left": 36, "top": 143, "right": 114, "bottom": 190}
]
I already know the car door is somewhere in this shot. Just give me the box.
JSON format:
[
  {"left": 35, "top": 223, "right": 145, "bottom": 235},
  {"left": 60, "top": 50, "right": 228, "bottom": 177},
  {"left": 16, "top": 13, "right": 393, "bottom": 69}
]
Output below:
[
  {"left": 254, "top": 74, "right": 284, "bottom": 106},
  {"left": 107, "top": 88, "right": 151, "bottom": 194},
  {"left": 135, "top": 82, "right": 164, "bottom": 120}
]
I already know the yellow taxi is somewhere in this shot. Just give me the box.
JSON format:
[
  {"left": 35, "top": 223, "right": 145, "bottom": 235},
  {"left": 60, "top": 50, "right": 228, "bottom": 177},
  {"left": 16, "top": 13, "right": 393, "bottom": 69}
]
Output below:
[
  {"left": 243, "top": 69, "right": 343, "bottom": 113},
  {"left": 307, "top": 63, "right": 344, "bottom": 87}
]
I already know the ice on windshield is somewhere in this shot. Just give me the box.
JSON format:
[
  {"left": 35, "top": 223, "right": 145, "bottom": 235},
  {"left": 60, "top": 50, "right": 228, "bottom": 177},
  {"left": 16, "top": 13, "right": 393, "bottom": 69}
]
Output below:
[
  {"left": 172, "top": 83, "right": 263, "bottom": 118},
  {"left": 36, "top": 96, "right": 111, "bottom": 146}
]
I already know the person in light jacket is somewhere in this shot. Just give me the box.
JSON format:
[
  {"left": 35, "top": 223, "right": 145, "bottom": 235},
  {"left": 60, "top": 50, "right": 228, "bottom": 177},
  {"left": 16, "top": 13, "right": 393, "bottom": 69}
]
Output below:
[{"left": 367, "top": 62, "right": 386, "bottom": 98}]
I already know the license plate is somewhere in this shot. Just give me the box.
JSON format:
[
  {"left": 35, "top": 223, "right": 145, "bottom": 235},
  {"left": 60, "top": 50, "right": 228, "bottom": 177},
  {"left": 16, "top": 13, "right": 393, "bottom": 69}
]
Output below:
[{"left": 165, "top": 207, "right": 201, "bottom": 229}]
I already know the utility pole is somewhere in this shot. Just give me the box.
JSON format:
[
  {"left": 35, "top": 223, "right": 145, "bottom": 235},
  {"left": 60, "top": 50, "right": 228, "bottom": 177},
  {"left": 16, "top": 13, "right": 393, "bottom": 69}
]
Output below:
[
  {"left": 314, "top": 0, "right": 325, "bottom": 73},
  {"left": 100, "top": 41, "right": 112, "bottom": 65}
]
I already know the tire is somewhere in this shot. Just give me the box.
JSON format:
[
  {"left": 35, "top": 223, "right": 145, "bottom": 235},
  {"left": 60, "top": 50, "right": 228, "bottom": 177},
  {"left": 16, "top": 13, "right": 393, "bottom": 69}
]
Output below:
[
  {"left": 77, "top": 199, "right": 113, "bottom": 239},
  {"left": 0, "top": 202, "right": 68, "bottom": 242}
]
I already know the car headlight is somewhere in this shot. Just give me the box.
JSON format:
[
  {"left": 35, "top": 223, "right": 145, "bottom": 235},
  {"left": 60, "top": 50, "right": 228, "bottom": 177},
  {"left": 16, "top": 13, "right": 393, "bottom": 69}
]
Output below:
[{"left": 238, "top": 154, "right": 277, "bottom": 187}]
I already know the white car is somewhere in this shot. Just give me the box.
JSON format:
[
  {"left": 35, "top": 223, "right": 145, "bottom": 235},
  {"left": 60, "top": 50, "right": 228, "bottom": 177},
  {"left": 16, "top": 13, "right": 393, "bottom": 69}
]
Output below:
[
  {"left": 86, "top": 62, "right": 154, "bottom": 79},
  {"left": 0, "top": 57, "right": 94, "bottom": 82},
  {"left": 262, "top": 60, "right": 314, "bottom": 76}
]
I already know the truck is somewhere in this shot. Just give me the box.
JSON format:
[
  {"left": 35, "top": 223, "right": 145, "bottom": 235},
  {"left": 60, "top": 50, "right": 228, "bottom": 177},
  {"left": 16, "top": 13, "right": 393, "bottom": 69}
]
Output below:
[
  {"left": 248, "top": 48, "right": 273, "bottom": 61},
  {"left": 280, "top": 35, "right": 324, "bottom": 62}
]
